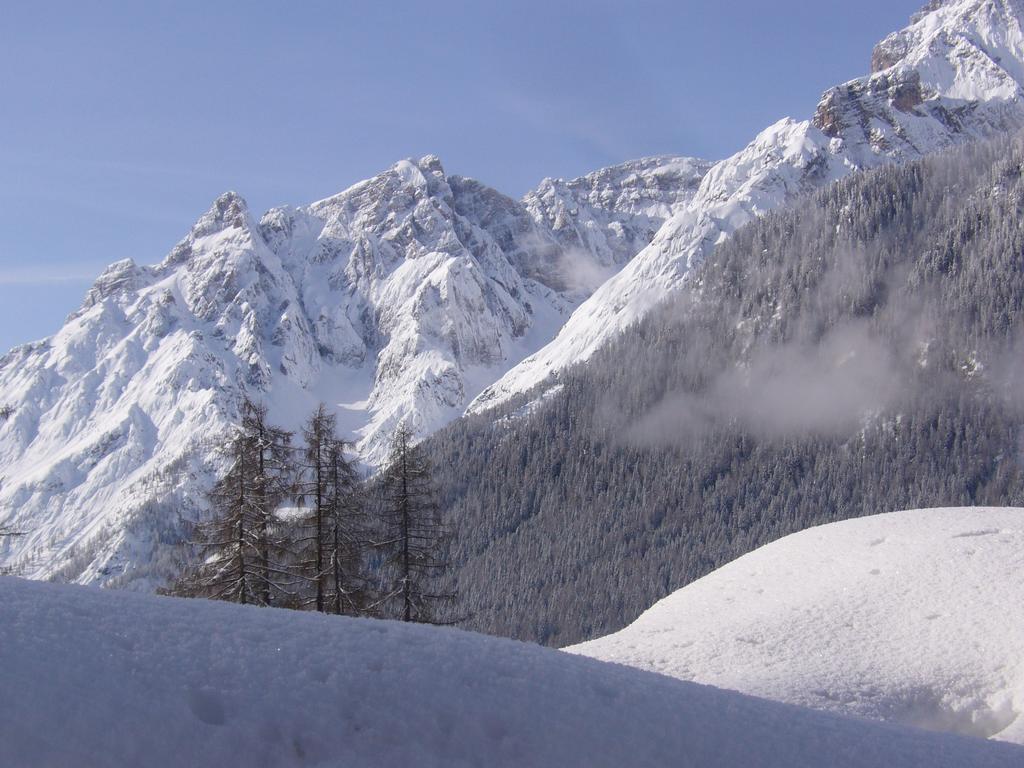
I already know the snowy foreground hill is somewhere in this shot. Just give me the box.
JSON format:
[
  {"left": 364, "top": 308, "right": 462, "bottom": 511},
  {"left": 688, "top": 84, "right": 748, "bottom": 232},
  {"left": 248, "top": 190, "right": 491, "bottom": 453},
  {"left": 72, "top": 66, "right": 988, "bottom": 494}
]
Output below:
[
  {"left": 2, "top": 577, "right": 1023, "bottom": 768},
  {"left": 572, "top": 508, "right": 1024, "bottom": 744}
]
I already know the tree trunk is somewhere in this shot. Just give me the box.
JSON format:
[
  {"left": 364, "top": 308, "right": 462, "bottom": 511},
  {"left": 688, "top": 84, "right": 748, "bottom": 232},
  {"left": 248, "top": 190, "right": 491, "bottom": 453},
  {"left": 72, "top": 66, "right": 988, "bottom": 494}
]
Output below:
[
  {"left": 401, "top": 442, "right": 411, "bottom": 622},
  {"left": 315, "top": 441, "right": 324, "bottom": 613},
  {"left": 237, "top": 456, "right": 247, "bottom": 605},
  {"left": 258, "top": 424, "right": 270, "bottom": 606}
]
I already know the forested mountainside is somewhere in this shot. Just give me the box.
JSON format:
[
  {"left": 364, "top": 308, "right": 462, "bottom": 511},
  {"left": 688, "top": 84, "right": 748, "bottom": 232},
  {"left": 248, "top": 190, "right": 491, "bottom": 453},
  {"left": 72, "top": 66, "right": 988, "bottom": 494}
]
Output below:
[
  {"left": 427, "top": 131, "right": 1024, "bottom": 646},
  {"left": 474, "top": 0, "right": 1024, "bottom": 413}
]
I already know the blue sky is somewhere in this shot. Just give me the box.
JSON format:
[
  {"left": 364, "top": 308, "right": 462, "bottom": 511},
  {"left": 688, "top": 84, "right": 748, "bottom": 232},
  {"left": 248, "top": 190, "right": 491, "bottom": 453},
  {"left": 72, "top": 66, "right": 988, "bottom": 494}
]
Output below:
[{"left": 0, "top": 0, "right": 923, "bottom": 352}]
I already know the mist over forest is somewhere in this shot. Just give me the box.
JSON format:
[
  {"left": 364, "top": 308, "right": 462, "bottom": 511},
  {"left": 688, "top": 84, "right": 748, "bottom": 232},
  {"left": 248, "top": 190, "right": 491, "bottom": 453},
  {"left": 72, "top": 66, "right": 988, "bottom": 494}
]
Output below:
[{"left": 427, "top": 132, "right": 1024, "bottom": 646}]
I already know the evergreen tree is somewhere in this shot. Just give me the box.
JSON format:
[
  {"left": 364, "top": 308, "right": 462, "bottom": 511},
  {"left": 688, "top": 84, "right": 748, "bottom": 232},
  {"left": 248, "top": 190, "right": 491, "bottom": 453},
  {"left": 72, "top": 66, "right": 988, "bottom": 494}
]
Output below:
[{"left": 377, "top": 423, "right": 453, "bottom": 623}]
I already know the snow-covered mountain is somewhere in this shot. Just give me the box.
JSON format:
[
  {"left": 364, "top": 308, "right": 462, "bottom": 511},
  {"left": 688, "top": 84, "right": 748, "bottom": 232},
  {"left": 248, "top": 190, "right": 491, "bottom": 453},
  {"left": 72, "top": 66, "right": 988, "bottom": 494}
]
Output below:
[
  {"left": 3, "top": 576, "right": 1023, "bottom": 768},
  {"left": 0, "top": 154, "right": 706, "bottom": 583},
  {"left": 469, "top": 0, "right": 1024, "bottom": 413},
  {"left": 571, "top": 507, "right": 1024, "bottom": 744},
  {"left": 4, "top": 0, "right": 1024, "bottom": 588}
]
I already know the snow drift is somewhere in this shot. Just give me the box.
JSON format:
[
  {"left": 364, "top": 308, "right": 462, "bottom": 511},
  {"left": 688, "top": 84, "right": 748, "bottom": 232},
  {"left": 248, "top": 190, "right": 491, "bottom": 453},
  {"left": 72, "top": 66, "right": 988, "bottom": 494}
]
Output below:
[
  {"left": 2, "top": 576, "right": 1023, "bottom": 767},
  {"left": 571, "top": 507, "right": 1024, "bottom": 744}
]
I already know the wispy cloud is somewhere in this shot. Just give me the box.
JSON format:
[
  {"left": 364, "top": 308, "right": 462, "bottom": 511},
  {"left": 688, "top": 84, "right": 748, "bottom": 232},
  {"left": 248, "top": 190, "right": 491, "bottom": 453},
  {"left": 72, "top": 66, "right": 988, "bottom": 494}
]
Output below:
[{"left": 624, "top": 321, "right": 907, "bottom": 445}]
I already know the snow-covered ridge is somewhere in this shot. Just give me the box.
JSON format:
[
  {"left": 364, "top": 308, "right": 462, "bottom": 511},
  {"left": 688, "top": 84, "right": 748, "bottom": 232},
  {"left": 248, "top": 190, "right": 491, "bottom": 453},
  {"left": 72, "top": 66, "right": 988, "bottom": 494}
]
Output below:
[
  {"left": 524, "top": 155, "right": 713, "bottom": 286},
  {"left": 0, "top": 154, "right": 706, "bottom": 585},
  {"left": 571, "top": 507, "right": 1024, "bottom": 744},
  {"left": 469, "top": 0, "right": 1024, "bottom": 413},
  {"left": 2, "top": 576, "right": 1023, "bottom": 768}
]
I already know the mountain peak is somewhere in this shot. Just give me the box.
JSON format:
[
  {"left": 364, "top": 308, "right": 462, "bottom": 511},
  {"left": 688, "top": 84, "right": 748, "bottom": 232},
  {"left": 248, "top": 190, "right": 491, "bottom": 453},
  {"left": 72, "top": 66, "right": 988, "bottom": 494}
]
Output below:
[
  {"left": 388, "top": 155, "right": 449, "bottom": 199},
  {"left": 870, "top": 0, "right": 1024, "bottom": 97},
  {"left": 196, "top": 190, "right": 250, "bottom": 233},
  {"left": 417, "top": 153, "right": 445, "bottom": 175},
  {"left": 910, "top": 0, "right": 953, "bottom": 25},
  {"left": 815, "top": 0, "right": 1024, "bottom": 149},
  {"left": 160, "top": 191, "right": 256, "bottom": 269},
  {"left": 80, "top": 258, "right": 144, "bottom": 309}
]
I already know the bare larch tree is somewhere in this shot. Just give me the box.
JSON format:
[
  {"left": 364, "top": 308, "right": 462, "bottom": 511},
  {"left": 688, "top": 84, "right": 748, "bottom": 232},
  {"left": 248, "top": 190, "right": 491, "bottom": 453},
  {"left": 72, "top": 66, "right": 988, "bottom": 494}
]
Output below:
[
  {"left": 170, "top": 398, "right": 294, "bottom": 605},
  {"left": 296, "top": 404, "right": 366, "bottom": 614},
  {"left": 376, "top": 423, "right": 453, "bottom": 623}
]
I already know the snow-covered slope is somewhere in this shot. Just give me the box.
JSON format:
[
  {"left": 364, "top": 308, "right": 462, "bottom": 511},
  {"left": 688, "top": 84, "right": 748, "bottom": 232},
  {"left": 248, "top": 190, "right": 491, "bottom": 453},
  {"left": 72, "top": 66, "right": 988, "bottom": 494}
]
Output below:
[
  {"left": 470, "top": 0, "right": 1024, "bottom": 412},
  {"left": 571, "top": 507, "right": 1024, "bottom": 744},
  {"left": 2, "top": 577, "right": 1023, "bottom": 768},
  {"left": 0, "top": 155, "right": 706, "bottom": 585}
]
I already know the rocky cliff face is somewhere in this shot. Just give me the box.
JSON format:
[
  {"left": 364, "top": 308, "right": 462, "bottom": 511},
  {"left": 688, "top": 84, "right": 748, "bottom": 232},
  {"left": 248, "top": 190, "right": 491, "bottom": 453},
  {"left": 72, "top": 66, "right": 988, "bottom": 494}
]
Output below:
[{"left": 523, "top": 156, "right": 713, "bottom": 290}]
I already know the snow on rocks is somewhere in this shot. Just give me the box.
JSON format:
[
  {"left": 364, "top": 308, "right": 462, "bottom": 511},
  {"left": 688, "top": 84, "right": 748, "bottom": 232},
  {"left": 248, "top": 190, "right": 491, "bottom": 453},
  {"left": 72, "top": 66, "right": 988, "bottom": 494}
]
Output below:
[
  {"left": 2, "top": 575, "right": 1024, "bottom": 767},
  {"left": 523, "top": 155, "right": 712, "bottom": 286},
  {"left": 570, "top": 507, "right": 1024, "bottom": 744}
]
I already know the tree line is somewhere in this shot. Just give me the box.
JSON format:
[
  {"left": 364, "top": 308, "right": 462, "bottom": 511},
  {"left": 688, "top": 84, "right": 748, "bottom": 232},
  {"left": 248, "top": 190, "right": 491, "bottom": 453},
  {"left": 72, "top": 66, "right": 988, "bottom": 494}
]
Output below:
[{"left": 168, "top": 399, "right": 454, "bottom": 624}]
